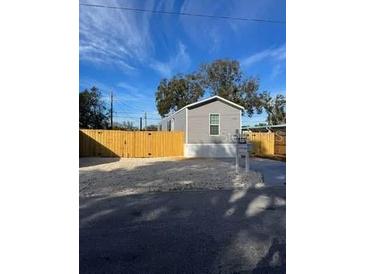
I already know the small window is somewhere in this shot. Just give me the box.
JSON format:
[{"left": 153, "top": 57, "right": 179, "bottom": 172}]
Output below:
[
  {"left": 167, "top": 120, "right": 171, "bottom": 131},
  {"left": 209, "top": 114, "right": 220, "bottom": 136}
]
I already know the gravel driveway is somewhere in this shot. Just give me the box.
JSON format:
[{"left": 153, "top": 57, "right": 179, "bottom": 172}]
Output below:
[{"left": 80, "top": 157, "right": 264, "bottom": 197}]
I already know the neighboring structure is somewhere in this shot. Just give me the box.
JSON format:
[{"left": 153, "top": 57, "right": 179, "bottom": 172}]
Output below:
[
  {"left": 242, "top": 124, "right": 286, "bottom": 134},
  {"left": 242, "top": 124, "right": 286, "bottom": 157},
  {"left": 161, "top": 95, "right": 244, "bottom": 157}
]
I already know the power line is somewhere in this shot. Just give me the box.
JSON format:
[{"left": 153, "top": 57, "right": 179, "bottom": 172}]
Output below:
[
  {"left": 97, "top": 89, "right": 159, "bottom": 118},
  {"left": 114, "top": 115, "right": 161, "bottom": 120},
  {"left": 114, "top": 100, "right": 147, "bottom": 113},
  {"left": 114, "top": 110, "right": 161, "bottom": 117},
  {"left": 113, "top": 97, "right": 162, "bottom": 118},
  {"left": 79, "top": 3, "right": 285, "bottom": 24}
]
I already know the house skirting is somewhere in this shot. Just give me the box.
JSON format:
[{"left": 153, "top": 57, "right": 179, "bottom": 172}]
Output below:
[{"left": 184, "top": 144, "right": 236, "bottom": 158}]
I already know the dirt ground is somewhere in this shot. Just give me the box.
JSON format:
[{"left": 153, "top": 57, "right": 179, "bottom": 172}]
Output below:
[{"left": 79, "top": 157, "right": 264, "bottom": 197}]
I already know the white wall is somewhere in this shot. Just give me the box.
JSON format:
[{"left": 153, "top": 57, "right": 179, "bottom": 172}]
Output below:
[{"left": 184, "top": 144, "right": 237, "bottom": 158}]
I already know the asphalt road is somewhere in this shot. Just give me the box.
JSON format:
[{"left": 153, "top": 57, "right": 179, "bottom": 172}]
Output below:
[
  {"left": 80, "top": 187, "right": 286, "bottom": 273},
  {"left": 218, "top": 157, "right": 286, "bottom": 186},
  {"left": 250, "top": 158, "right": 286, "bottom": 186}
]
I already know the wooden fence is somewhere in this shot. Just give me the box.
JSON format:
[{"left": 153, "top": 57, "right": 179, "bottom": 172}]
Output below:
[
  {"left": 247, "top": 132, "right": 286, "bottom": 157},
  {"left": 274, "top": 133, "right": 286, "bottom": 156},
  {"left": 80, "top": 129, "right": 184, "bottom": 158}
]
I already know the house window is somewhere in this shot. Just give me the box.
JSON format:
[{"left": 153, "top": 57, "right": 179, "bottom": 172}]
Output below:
[
  {"left": 167, "top": 120, "right": 171, "bottom": 131},
  {"left": 209, "top": 113, "right": 220, "bottom": 136}
]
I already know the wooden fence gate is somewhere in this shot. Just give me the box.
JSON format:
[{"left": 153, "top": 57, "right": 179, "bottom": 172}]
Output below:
[
  {"left": 79, "top": 129, "right": 184, "bottom": 158},
  {"left": 247, "top": 132, "right": 286, "bottom": 157}
]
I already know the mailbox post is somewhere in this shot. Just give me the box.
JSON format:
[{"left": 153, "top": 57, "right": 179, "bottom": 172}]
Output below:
[
  {"left": 235, "top": 141, "right": 239, "bottom": 174},
  {"left": 235, "top": 132, "right": 250, "bottom": 174},
  {"left": 245, "top": 150, "right": 249, "bottom": 172}
]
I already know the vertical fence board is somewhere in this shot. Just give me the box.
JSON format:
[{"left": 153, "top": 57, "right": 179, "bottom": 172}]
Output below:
[
  {"left": 247, "top": 132, "right": 275, "bottom": 156},
  {"left": 274, "top": 132, "right": 286, "bottom": 156}
]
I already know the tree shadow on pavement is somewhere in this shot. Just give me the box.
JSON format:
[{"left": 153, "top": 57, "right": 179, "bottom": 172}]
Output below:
[
  {"left": 79, "top": 163, "right": 286, "bottom": 274},
  {"left": 79, "top": 157, "right": 120, "bottom": 168},
  {"left": 252, "top": 238, "right": 286, "bottom": 274}
]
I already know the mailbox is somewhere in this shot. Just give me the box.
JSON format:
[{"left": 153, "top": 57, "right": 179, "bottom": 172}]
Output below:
[
  {"left": 247, "top": 143, "right": 253, "bottom": 152},
  {"left": 237, "top": 144, "right": 248, "bottom": 153}
]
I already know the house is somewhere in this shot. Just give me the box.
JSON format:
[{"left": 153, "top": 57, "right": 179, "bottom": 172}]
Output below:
[{"left": 161, "top": 95, "right": 244, "bottom": 157}]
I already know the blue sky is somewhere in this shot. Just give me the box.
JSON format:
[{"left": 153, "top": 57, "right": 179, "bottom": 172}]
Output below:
[{"left": 80, "top": 0, "right": 286, "bottom": 126}]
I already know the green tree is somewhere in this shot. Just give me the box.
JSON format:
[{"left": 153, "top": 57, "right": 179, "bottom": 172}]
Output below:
[
  {"left": 155, "top": 59, "right": 266, "bottom": 117},
  {"left": 262, "top": 93, "right": 286, "bottom": 125},
  {"left": 156, "top": 74, "right": 204, "bottom": 117},
  {"left": 79, "top": 87, "right": 109, "bottom": 129},
  {"left": 114, "top": 121, "right": 138, "bottom": 131},
  {"left": 255, "top": 123, "right": 268, "bottom": 127},
  {"left": 198, "top": 59, "right": 242, "bottom": 98},
  {"left": 146, "top": 124, "right": 158, "bottom": 131},
  {"left": 198, "top": 59, "right": 265, "bottom": 116}
]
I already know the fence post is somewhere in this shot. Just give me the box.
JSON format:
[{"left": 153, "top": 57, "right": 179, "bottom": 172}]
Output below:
[{"left": 236, "top": 142, "right": 239, "bottom": 174}]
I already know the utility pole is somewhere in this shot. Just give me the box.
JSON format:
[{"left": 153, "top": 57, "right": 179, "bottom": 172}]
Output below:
[
  {"left": 144, "top": 112, "right": 147, "bottom": 130},
  {"left": 139, "top": 117, "right": 142, "bottom": 131},
  {"left": 110, "top": 91, "right": 113, "bottom": 129}
]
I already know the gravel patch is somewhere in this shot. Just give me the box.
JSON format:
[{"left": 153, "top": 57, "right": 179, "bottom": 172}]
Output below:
[{"left": 80, "top": 157, "right": 264, "bottom": 197}]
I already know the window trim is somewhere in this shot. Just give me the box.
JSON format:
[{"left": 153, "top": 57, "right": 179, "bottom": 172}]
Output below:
[{"left": 209, "top": 113, "right": 220, "bottom": 136}]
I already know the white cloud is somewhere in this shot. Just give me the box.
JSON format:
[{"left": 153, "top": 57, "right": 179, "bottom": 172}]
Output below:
[
  {"left": 116, "top": 82, "right": 138, "bottom": 92},
  {"left": 270, "top": 63, "right": 283, "bottom": 79},
  {"left": 241, "top": 44, "right": 286, "bottom": 67},
  {"left": 80, "top": 1, "right": 191, "bottom": 77},
  {"left": 80, "top": 78, "right": 149, "bottom": 101},
  {"left": 179, "top": 0, "right": 225, "bottom": 50},
  {"left": 149, "top": 42, "right": 191, "bottom": 77},
  {"left": 115, "top": 82, "right": 152, "bottom": 103},
  {"left": 79, "top": 0, "right": 155, "bottom": 71}
]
